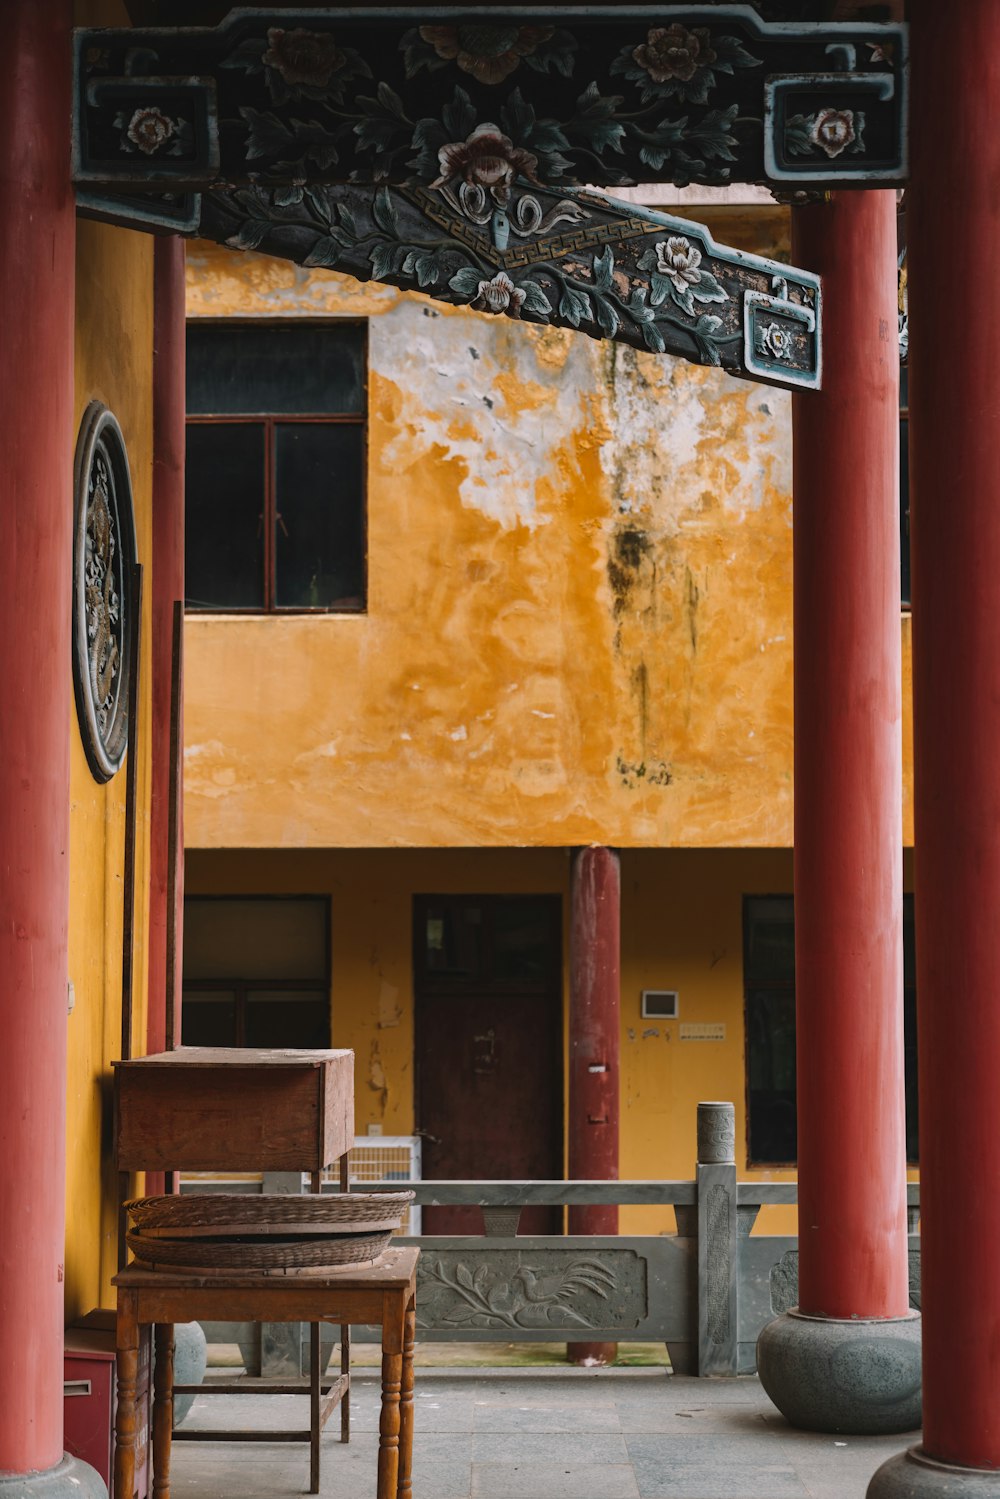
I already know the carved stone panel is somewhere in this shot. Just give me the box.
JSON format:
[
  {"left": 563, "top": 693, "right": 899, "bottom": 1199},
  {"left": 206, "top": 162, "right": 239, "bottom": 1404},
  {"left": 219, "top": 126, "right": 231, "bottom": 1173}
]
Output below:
[
  {"left": 72, "top": 403, "right": 137, "bottom": 783},
  {"left": 769, "top": 1247, "right": 799, "bottom": 1316},
  {"left": 768, "top": 1243, "right": 923, "bottom": 1318},
  {"left": 416, "top": 1245, "right": 647, "bottom": 1335}
]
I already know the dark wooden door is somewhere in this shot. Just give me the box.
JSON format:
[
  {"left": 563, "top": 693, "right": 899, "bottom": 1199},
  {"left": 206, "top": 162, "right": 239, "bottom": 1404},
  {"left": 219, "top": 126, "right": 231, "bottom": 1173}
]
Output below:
[{"left": 414, "top": 895, "right": 562, "bottom": 1235}]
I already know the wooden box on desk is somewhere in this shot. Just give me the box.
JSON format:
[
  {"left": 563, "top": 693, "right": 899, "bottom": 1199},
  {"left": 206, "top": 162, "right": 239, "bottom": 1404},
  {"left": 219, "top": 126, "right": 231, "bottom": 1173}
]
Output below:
[{"left": 113, "top": 1047, "right": 354, "bottom": 1172}]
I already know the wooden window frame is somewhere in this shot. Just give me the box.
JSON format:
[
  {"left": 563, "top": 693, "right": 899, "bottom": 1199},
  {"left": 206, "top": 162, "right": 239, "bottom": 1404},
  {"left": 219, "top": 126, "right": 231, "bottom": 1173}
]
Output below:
[
  {"left": 185, "top": 319, "right": 369, "bottom": 616},
  {"left": 182, "top": 977, "right": 331, "bottom": 1048}
]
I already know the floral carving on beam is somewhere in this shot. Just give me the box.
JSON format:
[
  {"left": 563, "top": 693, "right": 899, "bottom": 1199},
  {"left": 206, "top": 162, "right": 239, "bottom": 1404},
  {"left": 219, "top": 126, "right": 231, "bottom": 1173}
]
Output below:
[
  {"left": 192, "top": 174, "right": 820, "bottom": 390},
  {"left": 73, "top": 8, "right": 908, "bottom": 200}
]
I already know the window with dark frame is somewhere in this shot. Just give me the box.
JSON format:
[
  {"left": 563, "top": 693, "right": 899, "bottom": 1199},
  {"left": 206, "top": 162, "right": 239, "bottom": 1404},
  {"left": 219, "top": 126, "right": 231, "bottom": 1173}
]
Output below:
[
  {"left": 743, "top": 894, "right": 918, "bottom": 1166},
  {"left": 181, "top": 895, "right": 331, "bottom": 1050},
  {"left": 185, "top": 321, "right": 367, "bottom": 613}
]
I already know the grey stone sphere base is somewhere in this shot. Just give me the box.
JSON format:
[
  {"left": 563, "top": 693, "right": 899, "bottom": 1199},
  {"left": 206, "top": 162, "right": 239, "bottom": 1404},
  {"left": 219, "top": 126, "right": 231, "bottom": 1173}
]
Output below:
[
  {"left": 868, "top": 1447, "right": 1000, "bottom": 1499},
  {"left": 757, "top": 1308, "right": 921, "bottom": 1434},
  {"left": 169, "top": 1319, "right": 208, "bottom": 1425},
  {"left": 0, "top": 1454, "right": 107, "bottom": 1497}
]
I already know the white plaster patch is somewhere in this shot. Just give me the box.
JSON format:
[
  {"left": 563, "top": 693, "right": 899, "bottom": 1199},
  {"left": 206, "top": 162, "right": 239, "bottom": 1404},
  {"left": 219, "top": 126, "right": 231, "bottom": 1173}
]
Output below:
[
  {"left": 373, "top": 303, "right": 596, "bottom": 530},
  {"left": 726, "top": 384, "right": 792, "bottom": 510},
  {"left": 599, "top": 353, "right": 709, "bottom": 522},
  {"left": 292, "top": 739, "right": 341, "bottom": 763},
  {"left": 184, "top": 739, "right": 228, "bottom": 762}
]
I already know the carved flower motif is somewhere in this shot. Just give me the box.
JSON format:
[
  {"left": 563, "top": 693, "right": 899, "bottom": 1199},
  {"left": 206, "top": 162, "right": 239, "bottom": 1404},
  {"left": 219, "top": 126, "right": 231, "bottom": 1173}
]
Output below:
[
  {"left": 262, "top": 27, "right": 346, "bottom": 90},
  {"left": 810, "top": 108, "right": 856, "bottom": 159},
  {"left": 125, "top": 107, "right": 177, "bottom": 155},
  {"left": 758, "top": 320, "right": 793, "bottom": 361},
  {"left": 632, "top": 25, "right": 716, "bottom": 84},
  {"left": 470, "top": 272, "right": 526, "bottom": 318},
  {"left": 418, "top": 23, "right": 555, "bottom": 85},
  {"left": 433, "top": 124, "right": 541, "bottom": 205},
  {"left": 655, "top": 237, "right": 703, "bottom": 293}
]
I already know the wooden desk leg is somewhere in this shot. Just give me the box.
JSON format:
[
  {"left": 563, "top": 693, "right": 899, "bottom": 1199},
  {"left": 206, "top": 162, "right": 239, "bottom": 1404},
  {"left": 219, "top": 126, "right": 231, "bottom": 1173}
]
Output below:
[
  {"left": 376, "top": 1299, "right": 403, "bottom": 1499},
  {"left": 341, "top": 1322, "right": 351, "bottom": 1443},
  {"left": 114, "top": 1291, "right": 140, "bottom": 1499},
  {"left": 397, "top": 1296, "right": 416, "bottom": 1499},
  {"left": 153, "top": 1323, "right": 175, "bottom": 1498},
  {"left": 309, "top": 1322, "right": 321, "bottom": 1495}
]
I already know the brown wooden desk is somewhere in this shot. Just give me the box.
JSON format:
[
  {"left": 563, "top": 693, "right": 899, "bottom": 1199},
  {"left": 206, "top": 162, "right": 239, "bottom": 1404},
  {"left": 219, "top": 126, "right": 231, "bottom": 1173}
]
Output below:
[{"left": 113, "top": 1246, "right": 418, "bottom": 1499}]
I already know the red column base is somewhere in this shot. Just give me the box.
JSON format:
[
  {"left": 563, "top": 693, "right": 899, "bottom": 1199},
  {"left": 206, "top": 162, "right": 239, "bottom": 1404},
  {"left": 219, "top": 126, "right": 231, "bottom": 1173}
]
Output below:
[{"left": 869, "top": 1447, "right": 1000, "bottom": 1499}]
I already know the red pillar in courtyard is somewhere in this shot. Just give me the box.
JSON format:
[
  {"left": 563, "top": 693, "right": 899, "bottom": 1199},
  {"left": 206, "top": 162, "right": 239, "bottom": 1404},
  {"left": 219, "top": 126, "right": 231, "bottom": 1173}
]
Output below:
[
  {"left": 0, "top": 4, "right": 102, "bottom": 1494},
  {"left": 567, "top": 845, "right": 620, "bottom": 1367},
  {"left": 146, "top": 237, "right": 187, "bottom": 1200},
  {"left": 756, "top": 191, "right": 920, "bottom": 1433},
  {"left": 870, "top": 5, "right": 1000, "bottom": 1495}
]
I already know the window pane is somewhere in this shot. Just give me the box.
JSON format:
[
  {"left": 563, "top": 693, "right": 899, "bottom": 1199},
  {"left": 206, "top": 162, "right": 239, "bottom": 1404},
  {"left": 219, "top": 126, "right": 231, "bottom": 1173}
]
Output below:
[
  {"left": 274, "top": 424, "right": 365, "bottom": 608},
  {"left": 182, "top": 990, "right": 237, "bottom": 1047},
  {"left": 187, "top": 323, "right": 365, "bottom": 416},
  {"left": 185, "top": 423, "right": 265, "bottom": 609},
  {"left": 184, "top": 897, "right": 328, "bottom": 981},
  {"left": 744, "top": 896, "right": 795, "bottom": 986},
  {"left": 492, "top": 899, "right": 558, "bottom": 983},
  {"left": 421, "top": 902, "right": 484, "bottom": 979},
  {"left": 746, "top": 988, "right": 797, "bottom": 1164},
  {"left": 245, "top": 991, "right": 330, "bottom": 1049}
]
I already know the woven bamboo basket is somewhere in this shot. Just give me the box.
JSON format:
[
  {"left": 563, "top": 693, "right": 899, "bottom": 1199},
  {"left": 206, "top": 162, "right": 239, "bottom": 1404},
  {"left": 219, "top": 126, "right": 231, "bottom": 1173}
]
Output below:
[
  {"left": 126, "top": 1226, "right": 393, "bottom": 1273},
  {"left": 125, "top": 1191, "right": 413, "bottom": 1235}
]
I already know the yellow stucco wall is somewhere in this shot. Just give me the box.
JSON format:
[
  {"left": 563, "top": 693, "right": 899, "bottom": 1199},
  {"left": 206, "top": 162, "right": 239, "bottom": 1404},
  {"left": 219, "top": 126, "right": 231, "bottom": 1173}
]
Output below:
[
  {"left": 65, "top": 216, "right": 155, "bottom": 1318},
  {"left": 184, "top": 239, "right": 915, "bottom": 850},
  {"left": 186, "top": 845, "right": 814, "bottom": 1235}
]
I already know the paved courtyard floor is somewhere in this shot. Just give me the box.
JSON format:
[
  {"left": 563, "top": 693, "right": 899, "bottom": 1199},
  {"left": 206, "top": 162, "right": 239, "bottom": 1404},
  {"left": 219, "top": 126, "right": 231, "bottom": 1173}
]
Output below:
[{"left": 170, "top": 1367, "right": 916, "bottom": 1498}]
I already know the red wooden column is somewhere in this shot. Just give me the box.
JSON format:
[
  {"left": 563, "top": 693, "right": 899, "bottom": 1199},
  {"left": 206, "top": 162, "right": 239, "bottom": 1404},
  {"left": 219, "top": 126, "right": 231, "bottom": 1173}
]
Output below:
[
  {"left": 0, "top": 4, "right": 100, "bottom": 1494},
  {"left": 756, "top": 192, "right": 920, "bottom": 1434},
  {"left": 870, "top": 5, "right": 1000, "bottom": 1495},
  {"left": 146, "top": 237, "right": 187, "bottom": 1198},
  {"left": 567, "top": 845, "right": 620, "bottom": 1367}
]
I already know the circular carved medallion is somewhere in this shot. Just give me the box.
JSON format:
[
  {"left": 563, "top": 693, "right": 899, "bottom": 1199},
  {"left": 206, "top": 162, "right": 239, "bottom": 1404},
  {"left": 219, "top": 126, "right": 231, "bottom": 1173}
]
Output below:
[{"left": 72, "top": 402, "right": 137, "bottom": 783}]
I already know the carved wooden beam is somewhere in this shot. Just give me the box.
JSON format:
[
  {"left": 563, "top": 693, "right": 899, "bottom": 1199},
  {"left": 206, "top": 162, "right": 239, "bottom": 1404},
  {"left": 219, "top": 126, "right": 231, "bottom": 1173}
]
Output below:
[
  {"left": 189, "top": 180, "right": 821, "bottom": 391},
  {"left": 73, "top": 7, "right": 907, "bottom": 198}
]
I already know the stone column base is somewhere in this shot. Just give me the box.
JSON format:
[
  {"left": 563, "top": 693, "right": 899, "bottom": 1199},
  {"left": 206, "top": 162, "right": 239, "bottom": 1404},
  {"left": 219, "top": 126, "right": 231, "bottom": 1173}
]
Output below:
[
  {"left": 869, "top": 1447, "right": 1000, "bottom": 1498},
  {"left": 757, "top": 1308, "right": 921, "bottom": 1434},
  {"left": 0, "top": 1455, "right": 107, "bottom": 1497}
]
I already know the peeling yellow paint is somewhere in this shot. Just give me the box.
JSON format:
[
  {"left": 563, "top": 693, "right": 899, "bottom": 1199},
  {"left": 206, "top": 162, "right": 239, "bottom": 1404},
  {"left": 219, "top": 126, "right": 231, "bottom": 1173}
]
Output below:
[
  {"left": 67, "top": 211, "right": 154, "bottom": 1317},
  {"left": 184, "top": 236, "right": 914, "bottom": 850}
]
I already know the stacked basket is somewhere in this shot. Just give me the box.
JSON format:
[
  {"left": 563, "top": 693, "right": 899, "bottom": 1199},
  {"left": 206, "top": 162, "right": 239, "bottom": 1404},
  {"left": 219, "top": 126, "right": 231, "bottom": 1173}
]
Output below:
[{"left": 124, "top": 1191, "right": 415, "bottom": 1276}]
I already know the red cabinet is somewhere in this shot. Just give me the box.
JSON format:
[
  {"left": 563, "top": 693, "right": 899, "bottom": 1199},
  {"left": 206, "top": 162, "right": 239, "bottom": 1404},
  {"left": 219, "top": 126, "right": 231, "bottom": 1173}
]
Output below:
[{"left": 64, "top": 1311, "right": 150, "bottom": 1497}]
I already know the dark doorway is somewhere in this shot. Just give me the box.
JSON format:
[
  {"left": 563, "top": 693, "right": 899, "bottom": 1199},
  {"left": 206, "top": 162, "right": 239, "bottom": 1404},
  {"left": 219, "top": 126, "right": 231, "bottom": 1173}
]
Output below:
[{"left": 414, "top": 894, "right": 563, "bottom": 1235}]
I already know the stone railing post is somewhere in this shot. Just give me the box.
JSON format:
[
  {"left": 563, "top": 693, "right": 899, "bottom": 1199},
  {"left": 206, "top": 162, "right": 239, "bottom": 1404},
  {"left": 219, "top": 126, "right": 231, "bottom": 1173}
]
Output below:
[{"left": 696, "top": 1102, "right": 738, "bottom": 1376}]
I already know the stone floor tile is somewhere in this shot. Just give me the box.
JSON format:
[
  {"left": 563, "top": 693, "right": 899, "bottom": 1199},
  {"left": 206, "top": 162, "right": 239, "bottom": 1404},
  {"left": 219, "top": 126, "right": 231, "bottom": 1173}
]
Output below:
[
  {"left": 631, "top": 1465, "right": 807, "bottom": 1499},
  {"left": 472, "top": 1460, "right": 640, "bottom": 1498},
  {"left": 473, "top": 1399, "right": 622, "bottom": 1431},
  {"left": 470, "top": 1431, "right": 630, "bottom": 1464},
  {"left": 625, "top": 1434, "right": 792, "bottom": 1466}
]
